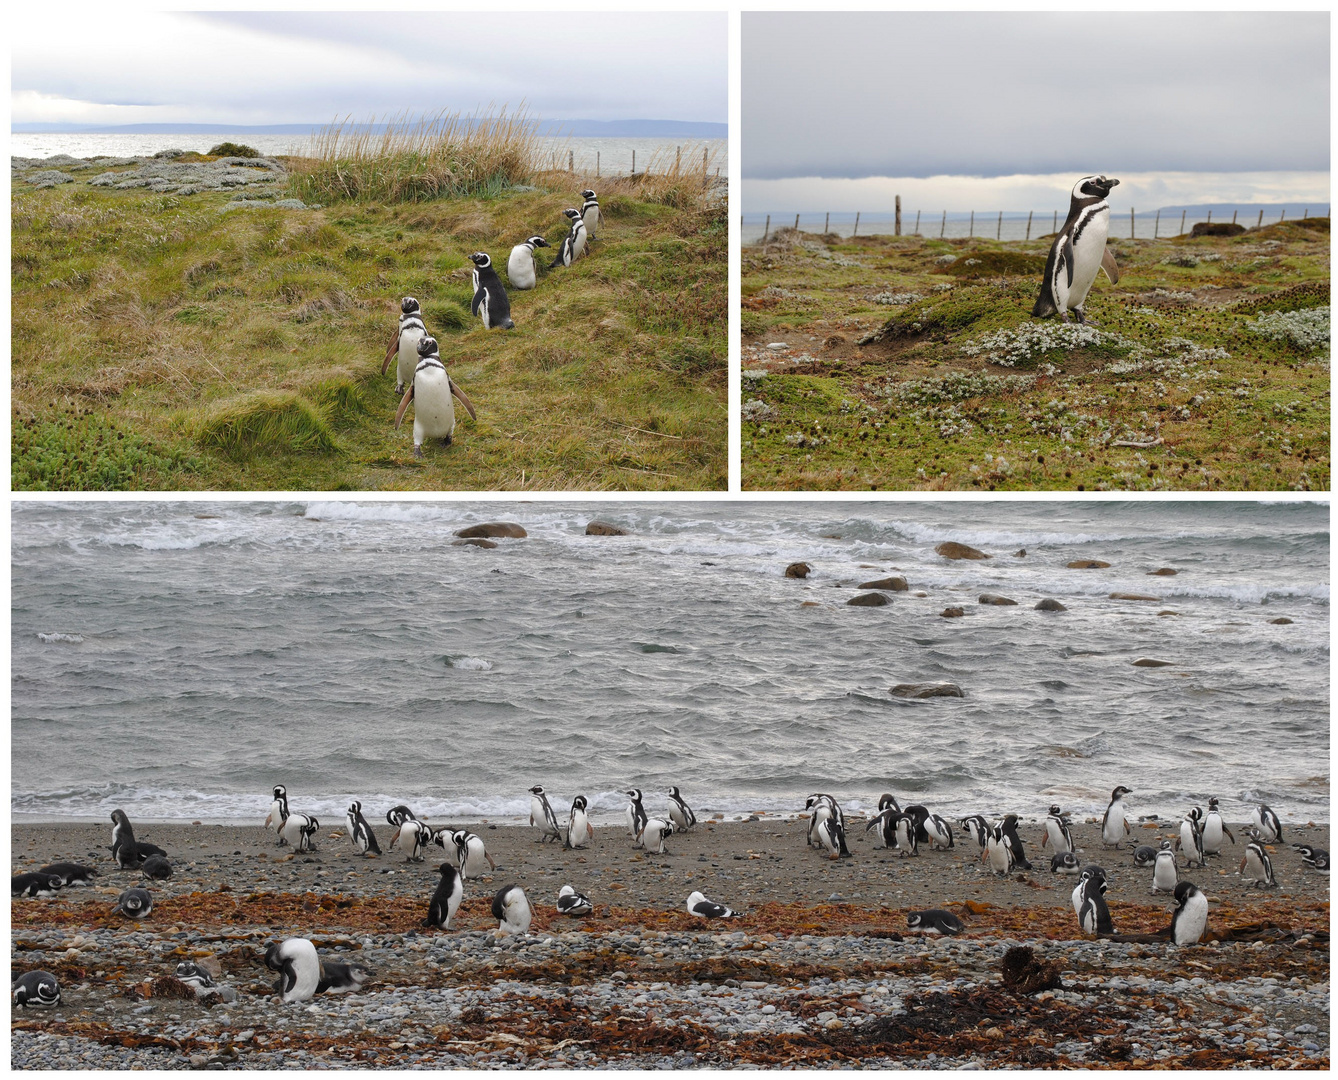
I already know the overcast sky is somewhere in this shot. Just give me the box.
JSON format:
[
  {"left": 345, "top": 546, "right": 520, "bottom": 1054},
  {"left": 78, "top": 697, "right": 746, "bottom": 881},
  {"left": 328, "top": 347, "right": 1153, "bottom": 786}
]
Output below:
[
  {"left": 12, "top": 11, "right": 726, "bottom": 127},
  {"left": 745, "top": 12, "right": 1328, "bottom": 181}
]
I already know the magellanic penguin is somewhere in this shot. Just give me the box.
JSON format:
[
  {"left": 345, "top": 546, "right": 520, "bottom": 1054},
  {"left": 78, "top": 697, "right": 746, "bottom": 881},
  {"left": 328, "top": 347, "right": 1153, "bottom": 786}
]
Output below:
[
  {"left": 265, "top": 787, "right": 318, "bottom": 853},
  {"left": 12, "top": 873, "right": 63, "bottom": 898},
  {"left": 580, "top": 189, "right": 603, "bottom": 241},
  {"left": 805, "top": 793, "right": 850, "bottom": 856},
  {"left": 549, "top": 209, "right": 588, "bottom": 268},
  {"left": 317, "top": 960, "right": 372, "bottom": 995},
  {"left": 1239, "top": 842, "right": 1277, "bottom": 888},
  {"left": 625, "top": 789, "right": 649, "bottom": 841},
  {"left": 920, "top": 811, "right": 955, "bottom": 850},
  {"left": 492, "top": 884, "right": 532, "bottom": 936},
  {"left": 1151, "top": 840, "right": 1179, "bottom": 894},
  {"left": 425, "top": 863, "right": 464, "bottom": 930},
  {"left": 640, "top": 817, "right": 674, "bottom": 855},
  {"left": 381, "top": 296, "right": 428, "bottom": 395},
  {"left": 959, "top": 814, "right": 992, "bottom": 851},
  {"left": 386, "top": 805, "right": 417, "bottom": 830},
  {"left": 985, "top": 815, "right": 1027, "bottom": 874},
  {"left": 174, "top": 961, "right": 216, "bottom": 992},
  {"left": 1050, "top": 851, "right": 1081, "bottom": 875},
  {"left": 346, "top": 800, "right": 381, "bottom": 856},
  {"left": 446, "top": 829, "right": 496, "bottom": 880},
  {"left": 906, "top": 909, "right": 965, "bottom": 935},
  {"left": 565, "top": 795, "right": 594, "bottom": 850},
  {"left": 110, "top": 808, "right": 166, "bottom": 868},
  {"left": 394, "top": 818, "right": 432, "bottom": 863},
  {"left": 265, "top": 938, "right": 321, "bottom": 1003},
  {"left": 506, "top": 236, "right": 550, "bottom": 291},
  {"left": 556, "top": 884, "right": 593, "bottom": 916},
  {"left": 1169, "top": 881, "right": 1208, "bottom": 945},
  {"left": 1042, "top": 805, "right": 1075, "bottom": 854},
  {"left": 1201, "top": 797, "right": 1235, "bottom": 855},
  {"left": 12, "top": 971, "right": 61, "bottom": 1008},
  {"left": 264, "top": 788, "right": 289, "bottom": 846},
  {"left": 1132, "top": 844, "right": 1158, "bottom": 868},
  {"left": 1101, "top": 786, "right": 1132, "bottom": 847},
  {"left": 1250, "top": 803, "right": 1283, "bottom": 844},
  {"left": 469, "top": 252, "right": 514, "bottom": 330},
  {"left": 686, "top": 890, "right": 742, "bottom": 919},
  {"left": 1178, "top": 808, "right": 1207, "bottom": 867},
  {"left": 1031, "top": 175, "right": 1121, "bottom": 323},
  {"left": 395, "top": 337, "right": 477, "bottom": 459},
  {"left": 1072, "top": 866, "right": 1113, "bottom": 935},
  {"left": 38, "top": 862, "right": 98, "bottom": 887},
  {"left": 815, "top": 813, "right": 847, "bottom": 860},
  {"left": 112, "top": 886, "right": 154, "bottom": 919},
  {"left": 866, "top": 794, "right": 902, "bottom": 849},
  {"left": 529, "top": 786, "right": 563, "bottom": 844},
  {"left": 1293, "top": 843, "right": 1329, "bottom": 875},
  {"left": 667, "top": 786, "right": 697, "bottom": 832},
  {"left": 140, "top": 855, "right": 173, "bottom": 882}
]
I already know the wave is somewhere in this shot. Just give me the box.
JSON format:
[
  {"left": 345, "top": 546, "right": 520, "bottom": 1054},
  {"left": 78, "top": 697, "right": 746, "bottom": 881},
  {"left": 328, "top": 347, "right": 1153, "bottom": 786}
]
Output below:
[
  {"left": 444, "top": 656, "right": 494, "bottom": 671},
  {"left": 36, "top": 632, "right": 83, "bottom": 644}
]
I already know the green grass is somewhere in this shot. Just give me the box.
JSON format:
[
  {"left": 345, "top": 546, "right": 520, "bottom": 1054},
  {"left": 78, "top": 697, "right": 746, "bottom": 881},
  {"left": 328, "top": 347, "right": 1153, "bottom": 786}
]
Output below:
[
  {"left": 741, "top": 222, "right": 1329, "bottom": 491},
  {"left": 12, "top": 171, "right": 726, "bottom": 491}
]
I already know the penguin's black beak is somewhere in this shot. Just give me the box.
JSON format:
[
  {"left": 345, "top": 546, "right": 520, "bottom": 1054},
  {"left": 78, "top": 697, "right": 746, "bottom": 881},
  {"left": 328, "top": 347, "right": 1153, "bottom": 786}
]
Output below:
[{"left": 1106, "top": 178, "right": 1120, "bottom": 190}]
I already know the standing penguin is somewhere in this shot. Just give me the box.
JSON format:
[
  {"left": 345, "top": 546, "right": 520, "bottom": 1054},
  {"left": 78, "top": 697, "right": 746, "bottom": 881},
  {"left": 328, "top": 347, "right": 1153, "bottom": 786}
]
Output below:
[
  {"left": 959, "top": 814, "right": 992, "bottom": 851},
  {"left": 424, "top": 863, "right": 464, "bottom": 930},
  {"left": 640, "top": 817, "right": 674, "bottom": 855},
  {"left": 393, "top": 818, "right": 432, "bottom": 863},
  {"left": 1151, "top": 840, "right": 1179, "bottom": 894},
  {"left": 447, "top": 829, "right": 497, "bottom": 880},
  {"left": 1201, "top": 797, "right": 1235, "bottom": 855},
  {"left": 381, "top": 297, "right": 428, "bottom": 395},
  {"left": 265, "top": 788, "right": 318, "bottom": 853},
  {"left": 395, "top": 337, "right": 477, "bottom": 458},
  {"left": 625, "top": 789, "right": 649, "bottom": 841},
  {"left": 1101, "top": 786, "right": 1132, "bottom": 847},
  {"left": 265, "top": 938, "right": 321, "bottom": 1003},
  {"left": 345, "top": 800, "right": 381, "bottom": 856},
  {"left": 110, "top": 809, "right": 166, "bottom": 868},
  {"left": 580, "top": 189, "right": 603, "bottom": 241},
  {"left": 805, "top": 793, "right": 850, "bottom": 856},
  {"left": 666, "top": 786, "right": 697, "bottom": 832},
  {"left": 1042, "top": 805, "right": 1075, "bottom": 854},
  {"left": 1032, "top": 175, "right": 1121, "bottom": 323},
  {"left": 549, "top": 209, "right": 588, "bottom": 268},
  {"left": 492, "top": 884, "right": 532, "bottom": 936},
  {"left": 1072, "top": 866, "right": 1113, "bottom": 935},
  {"left": 565, "top": 795, "right": 594, "bottom": 850},
  {"left": 921, "top": 812, "right": 955, "bottom": 850},
  {"left": 1240, "top": 842, "right": 1278, "bottom": 888},
  {"left": 1168, "top": 881, "right": 1208, "bottom": 945},
  {"left": 1250, "top": 803, "right": 1283, "bottom": 844},
  {"left": 529, "top": 786, "right": 563, "bottom": 844},
  {"left": 506, "top": 236, "right": 550, "bottom": 291},
  {"left": 469, "top": 252, "right": 514, "bottom": 330},
  {"left": 1178, "top": 808, "right": 1207, "bottom": 867},
  {"left": 866, "top": 795, "right": 902, "bottom": 849},
  {"left": 815, "top": 814, "right": 847, "bottom": 860}
]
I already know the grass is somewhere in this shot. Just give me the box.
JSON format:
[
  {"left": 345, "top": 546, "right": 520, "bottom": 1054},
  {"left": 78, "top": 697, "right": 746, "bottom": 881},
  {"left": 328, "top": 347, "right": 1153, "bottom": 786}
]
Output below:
[
  {"left": 741, "top": 221, "right": 1329, "bottom": 491},
  {"left": 12, "top": 120, "right": 726, "bottom": 491}
]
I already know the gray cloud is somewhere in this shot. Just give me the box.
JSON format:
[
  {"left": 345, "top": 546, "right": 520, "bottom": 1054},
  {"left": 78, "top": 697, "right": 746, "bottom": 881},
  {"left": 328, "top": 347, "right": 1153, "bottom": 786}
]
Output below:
[{"left": 744, "top": 12, "right": 1328, "bottom": 178}]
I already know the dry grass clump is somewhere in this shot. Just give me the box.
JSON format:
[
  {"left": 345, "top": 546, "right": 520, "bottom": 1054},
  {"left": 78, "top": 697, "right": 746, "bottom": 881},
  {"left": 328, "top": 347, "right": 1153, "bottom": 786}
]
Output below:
[{"left": 288, "top": 107, "right": 546, "bottom": 204}]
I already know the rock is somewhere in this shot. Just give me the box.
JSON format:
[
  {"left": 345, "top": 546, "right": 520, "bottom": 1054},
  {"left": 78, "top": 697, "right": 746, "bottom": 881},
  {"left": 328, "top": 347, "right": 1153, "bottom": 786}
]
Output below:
[
  {"left": 1132, "top": 658, "right": 1173, "bottom": 667},
  {"left": 890, "top": 682, "right": 964, "bottom": 699},
  {"left": 1000, "top": 945, "right": 1063, "bottom": 994},
  {"left": 1148, "top": 568, "right": 1178, "bottom": 576},
  {"left": 935, "top": 542, "right": 991, "bottom": 560},
  {"left": 857, "top": 576, "right": 907, "bottom": 591},
  {"left": 847, "top": 592, "right": 890, "bottom": 607},
  {"left": 1067, "top": 559, "right": 1110, "bottom": 569},
  {"left": 585, "top": 521, "right": 630, "bottom": 536},
  {"left": 800, "top": 601, "right": 821, "bottom": 608},
  {"left": 1158, "top": 610, "right": 1179, "bottom": 617},
  {"left": 452, "top": 538, "right": 498, "bottom": 549},
  {"left": 1190, "top": 221, "right": 1245, "bottom": 237},
  {"left": 1110, "top": 592, "right": 1160, "bottom": 601},
  {"left": 978, "top": 593, "right": 1018, "bottom": 606},
  {"left": 784, "top": 562, "right": 811, "bottom": 579},
  {"left": 1013, "top": 549, "right": 1027, "bottom": 558},
  {"left": 456, "top": 523, "right": 526, "bottom": 539},
  {"left": 1268, "top": 617, "right": 1293, "bottom": 625},
  {"left": 940, "top": 607, "right": 966, "bottom": 618},
  {"left": 1034, "top": 599, "right": 1067, "bottom": 612}
]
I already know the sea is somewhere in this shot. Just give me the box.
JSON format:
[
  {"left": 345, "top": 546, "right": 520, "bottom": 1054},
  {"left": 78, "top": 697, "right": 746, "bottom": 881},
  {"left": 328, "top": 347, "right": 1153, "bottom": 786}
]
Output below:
[
  {"left": 11, "top": 501, "right": 1329, "bottom": 829},
  {"left": 10, "top": 133, "right": 726, "bottom": 180}
]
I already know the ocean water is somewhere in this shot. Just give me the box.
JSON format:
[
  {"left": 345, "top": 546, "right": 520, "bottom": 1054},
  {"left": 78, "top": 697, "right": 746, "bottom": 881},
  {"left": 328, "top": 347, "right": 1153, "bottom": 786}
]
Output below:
[{"left": 11, "top": 501, "right": 1328, "bottom": 828}]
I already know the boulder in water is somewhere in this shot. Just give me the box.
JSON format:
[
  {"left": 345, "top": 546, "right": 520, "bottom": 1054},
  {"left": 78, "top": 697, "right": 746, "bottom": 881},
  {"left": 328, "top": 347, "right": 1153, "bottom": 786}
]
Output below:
[
  {"left": 456, "top": 522, "right": 527, "bottom": 539},
  {"left": 785, "top": 562, "right": 812, "bottom": 579},
  {"left": 847, "top": 592, "right": 890, "bottom": 607},
  {"left": 585, "top": 521, "right": 630, "bottom": 536},
  {"left": 1268, "top": 617, "right": 1293, "bottom": 625},
  {"left": 935, "top": 542, "right": 991, "bottom": 560},
  {"left": 1132, "top": 658, "right": 1174, "bottom": 668},
  {"left": 1035, "top": 599, "right": 1067, "bottom": 612},
  {"left": 1067, "top": 559, "right": 1111, "bottom": 569},
  {"left": 979, "top": 593, "right": 1018, "bottom": 606},
  {"left": 858, "top": 576, "right": 908, "bottom": 591},
  {"left": 940, "top": 607, "right": 966, "bottom": 618},
  {"left": 891, "top": 682, "right": 964, "bottom": 699},
  {"left": 453, "top": 538, "right": 498, "bottom": 549},
  {"left": 1148, "top": 568, "right": 1178, "bottom": 576},
  {"left": 1110, "top": 592, "right": 1160, "bottom": 602}
]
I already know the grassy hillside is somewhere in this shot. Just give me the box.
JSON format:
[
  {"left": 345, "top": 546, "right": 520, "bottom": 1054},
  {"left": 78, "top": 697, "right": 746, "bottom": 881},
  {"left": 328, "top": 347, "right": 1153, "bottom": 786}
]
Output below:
[
  {"left": 13, "top": 155, "right": 725, "bottom": 491},
  {"left": 741, "top": 221, "right": 1329, "bottom": 491}
]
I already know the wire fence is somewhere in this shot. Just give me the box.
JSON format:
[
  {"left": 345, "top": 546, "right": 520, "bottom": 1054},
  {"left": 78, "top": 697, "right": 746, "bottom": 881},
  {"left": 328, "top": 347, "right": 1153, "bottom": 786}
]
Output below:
[{"left": 742, "top": 204, "right": 1330, "bottom": 245}]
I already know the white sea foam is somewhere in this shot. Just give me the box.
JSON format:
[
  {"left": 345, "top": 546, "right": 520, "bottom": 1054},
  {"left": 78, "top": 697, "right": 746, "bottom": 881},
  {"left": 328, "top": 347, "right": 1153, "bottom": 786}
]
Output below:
[
  {"left": 446, "top": 656, "right": 494, "bottom": 671},
  {"left": 36, "top": 632, "right": 83, "bottom": 644}
]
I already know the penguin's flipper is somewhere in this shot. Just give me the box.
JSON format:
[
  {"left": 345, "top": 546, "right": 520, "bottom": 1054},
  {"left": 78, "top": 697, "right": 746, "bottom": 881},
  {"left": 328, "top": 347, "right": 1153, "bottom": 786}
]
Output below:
[
  {"left": 381, "top": 332, "right": 400, "bottom": 375},
  {"left": 1101, "top": 248, "right": 1120, "bottom": 285},
  {"left": 1224, "top": 824, "right": 1235, "bottom": 844},
  {"left": 471, "top": 288, "right": 485, "bottom": 317},
  {"left": 394, "top": 385, "right": 414, "bottom": 430},
  {"left": 1060, "top": 235, "right": 1075, "bottom": 289},
  {"left": 449, "top": 379, "right": 478, "bottom": 422}
]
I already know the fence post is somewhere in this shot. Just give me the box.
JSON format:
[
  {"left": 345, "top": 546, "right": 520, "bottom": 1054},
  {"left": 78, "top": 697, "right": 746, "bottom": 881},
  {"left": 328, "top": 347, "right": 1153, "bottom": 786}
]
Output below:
[
  {"left": 1052, "top": 210, "right": 1057, "bottom": 232},
  {"left": 1206, "top": 209, "right": 1212, "bottom": 225},
  {"left": 1154, "top": 209, "right": 1160, "bottom": 238},
  {"left": 1257, "top": 209, "right": 1263, "bottom": 228},
  {"left": 1179, "top": 210, "right": 1186, "bottom": 236},
  {"left": 1026, "top": 210, "right": 1032, "bottom": 240},
  {"left": 763, "top": 214, "right": 770, "bottom": 241},
  {"left": 895, "top": 194, "right": 901, "bottom": 236},
  {"left": 914, "top": 210, "right": 921, "bottom": 234},
  {"left": 1303, "top": 208, "right": 1308, "bottom": 219},
  {"left": 969, "top": 210, "right": 974, "bottom": 238},
  {"left": 569, "top": 149, "right": 574, "bottom": 172},
  {"left": 940, "top": 210, "right": 946, "bottom": 238},
  {"left": 676, "top": 146, "right": 681, "bottom": 173},
  {"left": 996, "top": 211, "right": 1002, "bottom": 240},
  {"left": 596, "top": 151, "right": 600, "bottom": 178},
  {"left": 794, "top": 213, "right": 800, "bottom": 231},
  {"left": 1232, "top": 210, "right": 1237, "bottom": 225},
  {"left": 1280, "top": 208, "right": 1285, "bottom": 222},
  {"left": 853, "top": 212, "right": 860, "bottom": 237},
  {"left": 824, "top": 212, "right": 830, "bottom": 234},
  {"left": 632, "top": 150, "right": 636, "bottom": 175}
]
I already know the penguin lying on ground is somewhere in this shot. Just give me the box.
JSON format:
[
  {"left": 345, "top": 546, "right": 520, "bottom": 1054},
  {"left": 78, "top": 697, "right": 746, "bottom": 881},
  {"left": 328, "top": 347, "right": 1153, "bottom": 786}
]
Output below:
[
  {"left": 394, "top": 337, "right": 477, "bottom": 458},
  {"left": 140, "top": 855, "right": 172, "bottom": 881},
  {"left": 13, "top": 971, "right": 61, "bottom": 1008},
  {"left": 906, "top": 909, "right": 965, "bottom": 935},
  {"left": 507, "top": 236, "right": 550, "bottom": 291},
  {"left": 686, "top": 891, "right": 742, "bottom": 919},
  {"left": 12, "top": 873, "right": 63, "bottom": 898},
  {"left": 174, "top": 961, "right": 216, "bottom": 992},
  {"left": 1050, "top": 851, "right": 1081, "bottom": 874},
  {"left": 1032, "top": 175, "right": 1120, "bottom": 324},
  {"left": 1293, "top": 843, "right": 1329, "bottom": 875},
  {"left": 381, "top": 296, "right": 428, "bottom": 395},
  {"left": 112, "top": 887, "right": 153, "bottom": 919},
  {"left": 469, "top": 252, "right": 514, "bottom": 329},
  {"left": 38, "top": 862, "right": 97, "bottom": 886},
  {"left": 556, "top": 884, "right": 593, "bottom": 916}
]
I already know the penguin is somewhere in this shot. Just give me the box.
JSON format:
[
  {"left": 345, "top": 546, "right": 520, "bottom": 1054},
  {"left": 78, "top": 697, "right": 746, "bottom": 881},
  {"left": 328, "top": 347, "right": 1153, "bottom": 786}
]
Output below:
[
  {"left": 318, "top": 961, "right": 372, "bottom": 995},
  {"left": 1151, "top": 840, "right": 1179, "bottom": 894},
  {"left": 529, "top": 786, "right": 563, "bottom": 844},
  {"left": 686, "top": 890, "right": 742, "bottom": 919},
  {"left": 815, "top": 814, "right": 846, "bottom": 860},
  {"left": 469, "top": 252, "right": 514, "bottom": 330},
  {"left": 425, "top": 863, "right": 464, "bottom": 930},
  {"left": 1101, "top": 786, "right": 1132, "bottom": 847},
  {"left": 112, "top": 886, "right": 153, "bottom": 919},
  {"left": 805, "top": 793, "right": 850, "bottom": 856},
  {"left": 1072, "top": 866, "right": 1113, "bottom": 935},
  {"left": 264, "top": 788, "right": 290, "bottom": 847},
  {"left": 556, "top": 884, "right": 593, "bottom": 916},
  {"left": 264, "top": 938, "right": 321, "bottom": 1003},
  {"left": 266, "top": 788, "right": 318, "bottom": 853},
  {"left": 492, "top": 884, "right": 532, "bottom": 936},
  {"left": 394, "top": 337, "right": 477, "bottom": 458},
  {"left": 959, "top": 814, "right": 992, "bottom": 851},
  {"left": 1042, "top": 805, "right": 1075, "bottom": 854},
  {"left": 345, "top": 800, "right": 381, "bottom": 856},
  {"left": 174, "top": 961, "right": 216, "bottom": 991},
  {"left": 1250, "top": 803, "right": 1283, "bottom": 844},
  {"left": 625, "top": 789, "right": 649, "bottom": 841},
  {"left": 1169, "top": 881, "right": 1208, "bottom": 945},
  {"left": 921, "top": 812, "right": 955, "bottom": 850},
  {"left": 38, "top": 862, "right": 97, "bottom": 887},
  {"left": 110, "top": 808, "right": 166, "bottom": 868},
  {"left": 506, "top": 236, "right": 550, "bottom": 291},
  {"left": 580, "top": 189, "right": 603, "bottom": 241},
  {"left": 394, "top": 819, "right": 432, "bottom": 863},
  {"left": 667, "top": 786, "right": 697, "bottom": 832},
  {"left": 892, "top": 812, "right": 919, "bottom": 857},
  {"left": 12, "top": 971, "right": 61, "bottom": 1008},
  {"left": 1239, "top": 842, "right": 1277, "bottom": 888},
  {"left": 1201, "top": 797, "right": 1235, "bottom": 855},
  {"left": 865, "top": 795, "right": 901, "bottom": 849},
  {"left": 1178, "top": 808, "right": 1207, "bottom": 867},
  {"left": 640, "top": 817, "right": 674, "bottom": 855},
  {"left": 549, "top": 209, "right": 588, "bottom": 268},
  {"left": 385, "top": 805, "right": 417, "bottom": 830},
  {"left": 447, "top": 829, "right": 496, "bottom": 880},
  {"left": 381, "top": 296, "right": 428, "bottom": 395},
  {"left": 985, "top": 815, "right": 1027, "bottom": 874},
  {"left": 1001, "top": 814, "right": 1031, "bottom": 869},
  {"left": 906, "top": 909, "right": 965, "bottom": 935},
  {"left": 12, "top": 872, "right": 63, "bottom": 898},
  {"left": 1293, "top": 843, "right": 1329, "bottom": 875},
  {"left": 140, "top": 855, "right": 173, "bottom": 882},
  {"left": 904, "top": 804, "right": 935, "bottom": 845},
  {"left": 1132, "top": 845, "right": 1159, "bottom": 868},
  {"left": 1050, "top": 851, "right": 1081, "bottom": 874},
  {"left": 565, "top": 795, "right": 594, "bottom": 850},
  {"left": 1031, "top": 175, "right": 1121, "bottom": 324}
]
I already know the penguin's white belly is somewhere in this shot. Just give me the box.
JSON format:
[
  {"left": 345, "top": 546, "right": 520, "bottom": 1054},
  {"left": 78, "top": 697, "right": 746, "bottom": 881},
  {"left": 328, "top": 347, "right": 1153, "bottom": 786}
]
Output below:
[
  {"left": 987, "top": 838, "right": 1010, "bottom": 873},
  {"left": 582, "top": 207, "right": 600, "bottom": 237},
  {"left": 1202, "top": 819, "right": 1224, "bottom": 852},
  {"left": 507, "top": 247, "right": 537, "bottom": 290},
  {"left": 1102, "top": 802, "right": 1126, "bottom": 844},
  {"left": 460, "top": 842, "right": 487, "bottom": 878},
  {"left": 1046, "top": 822, "right": 1069, "bottom": 852},
  {"left": 1063, "top": 208, "right": 1109, "bottom": 309},
  {"left": 569, "top": 816, "right": 591, "bottom": 847},
  {"left": 1173, "top": 894, "right": 1208, "bottom": 944},
  {"left": 398, "top": 327, "right": 424, "bottom": 389},
  {"left": 1152, "top": 857, "right": 1177, "bottom": 891},
  {"left": 412, "top": 369, "right": 455, "bottom": 442}
]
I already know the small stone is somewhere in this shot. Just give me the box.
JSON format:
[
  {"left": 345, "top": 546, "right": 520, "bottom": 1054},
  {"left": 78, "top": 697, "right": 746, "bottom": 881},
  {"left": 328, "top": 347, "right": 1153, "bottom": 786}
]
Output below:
[{"left": 940, "top": 607, "right": 965, "bottom": 618}]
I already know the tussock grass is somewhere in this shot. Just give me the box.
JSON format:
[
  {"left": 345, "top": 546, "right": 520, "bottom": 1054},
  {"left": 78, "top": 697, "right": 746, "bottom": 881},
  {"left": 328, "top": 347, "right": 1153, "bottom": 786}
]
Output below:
[{"left": 195, "top": 391, "right": 340, "bottom": 459}]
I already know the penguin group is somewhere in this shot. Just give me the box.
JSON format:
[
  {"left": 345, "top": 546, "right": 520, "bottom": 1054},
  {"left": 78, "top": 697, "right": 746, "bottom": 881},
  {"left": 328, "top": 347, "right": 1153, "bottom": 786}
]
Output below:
[{"left": 378, "top": 189, "right": 607, "bottom": 457}]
